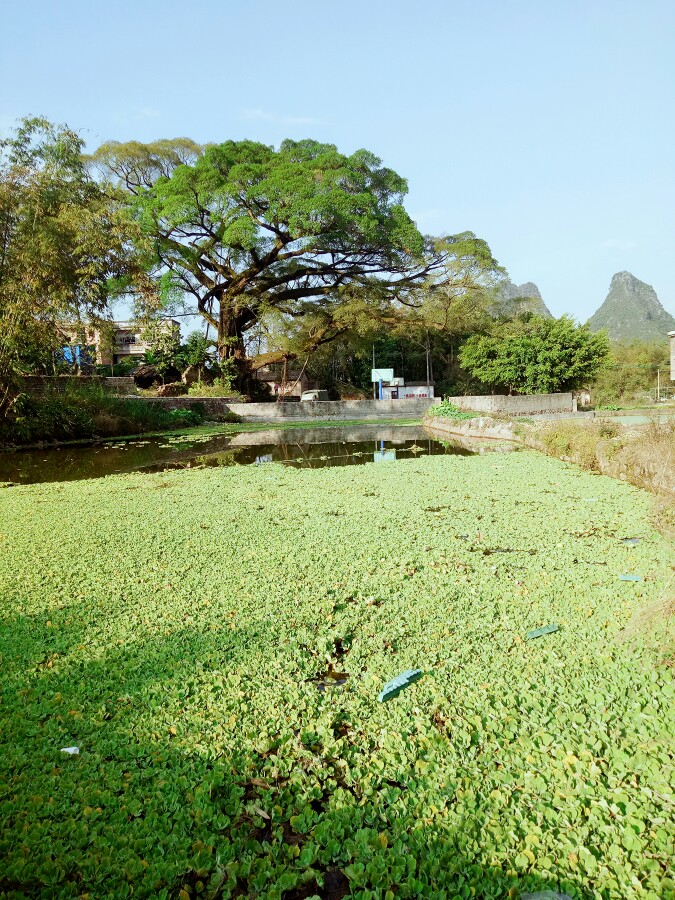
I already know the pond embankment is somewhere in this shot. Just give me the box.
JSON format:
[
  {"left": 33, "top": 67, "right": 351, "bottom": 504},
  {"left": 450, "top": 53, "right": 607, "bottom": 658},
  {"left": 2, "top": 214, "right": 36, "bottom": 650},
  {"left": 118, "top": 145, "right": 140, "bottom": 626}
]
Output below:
[{"left": 425, "top": 413, "right": 675, "bottom": 499}]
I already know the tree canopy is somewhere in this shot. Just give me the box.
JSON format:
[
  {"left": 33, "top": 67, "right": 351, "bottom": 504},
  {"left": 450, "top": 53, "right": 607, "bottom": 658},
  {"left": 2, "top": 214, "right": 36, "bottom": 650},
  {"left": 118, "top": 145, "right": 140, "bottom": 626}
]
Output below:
[
  {"left": 91, "top": 137, "right": 500, "bottom": 387},
  {"left": 459, "top": 315, "right": 610, "bottom": 394},
  {"left": 0, "top": 117, "right": 148, "bottom": 415}
]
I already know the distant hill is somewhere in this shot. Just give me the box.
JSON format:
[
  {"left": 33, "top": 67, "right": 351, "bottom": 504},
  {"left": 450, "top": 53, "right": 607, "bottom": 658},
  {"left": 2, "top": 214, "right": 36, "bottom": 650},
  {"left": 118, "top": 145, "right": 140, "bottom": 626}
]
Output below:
[
  {"left": 496, "top": 280, "right": 553, "bottom": 319},
  {"left": 587, "top": 272, "right": 675, "bottom": 342}
]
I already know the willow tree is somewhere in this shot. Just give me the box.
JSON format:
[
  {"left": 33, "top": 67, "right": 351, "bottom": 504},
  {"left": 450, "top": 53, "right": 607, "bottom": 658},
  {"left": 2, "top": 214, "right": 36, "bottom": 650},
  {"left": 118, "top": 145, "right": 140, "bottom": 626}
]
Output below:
[{"left": 91, "top": 138, "right": 460, "bottom": 387}]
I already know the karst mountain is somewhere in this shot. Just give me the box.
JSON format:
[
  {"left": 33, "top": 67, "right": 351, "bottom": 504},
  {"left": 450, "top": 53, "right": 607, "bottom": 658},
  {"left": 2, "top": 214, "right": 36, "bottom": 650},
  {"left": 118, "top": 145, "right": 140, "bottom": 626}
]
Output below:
[
  {"left": 587, "top": 272, "right": 675, "bottom": 342},
  {"left": 496, "top": 280, "right": 553, "bottom": 319}
]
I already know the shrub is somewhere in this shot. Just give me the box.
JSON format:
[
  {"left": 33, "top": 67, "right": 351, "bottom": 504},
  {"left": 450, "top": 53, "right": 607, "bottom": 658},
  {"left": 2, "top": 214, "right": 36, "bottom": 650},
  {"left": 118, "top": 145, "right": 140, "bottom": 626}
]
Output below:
[
  {"left": 0, "top": 384, "right": 205, "bottom": 444},
  {"left": 4, "top": 391, "right": 95, "bottom": 443},
  {"left": 428, "top": 399, "right": 475, "bottom": 420},
  {"left": 187, "top": 377, "right": 242, "bottom": 399},
  {"left": 95, "top": 358, "right": 138, "bottom": 377}
]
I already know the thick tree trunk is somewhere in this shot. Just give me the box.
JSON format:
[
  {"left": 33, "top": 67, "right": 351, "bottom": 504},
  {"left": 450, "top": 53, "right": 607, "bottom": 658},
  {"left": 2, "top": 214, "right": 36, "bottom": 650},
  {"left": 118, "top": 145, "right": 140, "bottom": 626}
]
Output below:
[
  {"left": 216, "top": 303, "right": 247, "bottom": 391},
  {"left": 216, "top": 293, "right": 306, "bottom": 396},
  {"left": 217, "top": 303, "right": 292, "bottom": 396}
]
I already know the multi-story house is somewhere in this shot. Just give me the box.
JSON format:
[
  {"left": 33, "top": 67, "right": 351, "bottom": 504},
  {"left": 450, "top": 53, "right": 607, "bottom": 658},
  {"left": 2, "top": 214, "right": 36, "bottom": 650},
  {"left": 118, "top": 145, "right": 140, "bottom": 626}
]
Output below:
[{"left": 59, "top": 319, "right": 180, "bottom": 366}]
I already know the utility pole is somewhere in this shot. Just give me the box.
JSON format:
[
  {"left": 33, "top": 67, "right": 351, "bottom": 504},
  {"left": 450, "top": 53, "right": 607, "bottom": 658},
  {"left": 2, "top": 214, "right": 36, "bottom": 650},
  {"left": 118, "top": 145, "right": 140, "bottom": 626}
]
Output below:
[
  {"left": 657, "top": 368, "right": 661, "bottom": 402},
  {"left": 425, "top": 329, "right": 430, "bottom": 390},
  {"left": 372, "top": 344, "right": 376, "bottom": 399}
]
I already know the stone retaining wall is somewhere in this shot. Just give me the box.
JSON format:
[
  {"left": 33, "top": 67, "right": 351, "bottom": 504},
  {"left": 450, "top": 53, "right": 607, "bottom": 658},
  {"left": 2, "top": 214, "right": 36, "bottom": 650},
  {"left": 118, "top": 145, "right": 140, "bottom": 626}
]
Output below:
[
  {"left": 424, "top": 415, "right": 519, "bottom": 443},
  {"left": 133, "top": 397, "right": 234, "bottom": 417},
  {"left": 127, "top": 397, "right": 440, "bottom": 421}
]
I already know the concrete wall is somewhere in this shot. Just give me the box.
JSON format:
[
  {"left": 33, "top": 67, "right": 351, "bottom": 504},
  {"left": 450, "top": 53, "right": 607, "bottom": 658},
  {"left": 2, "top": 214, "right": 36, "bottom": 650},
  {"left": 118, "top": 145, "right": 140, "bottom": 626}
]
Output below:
[
  {"left": 129, "top": 397, "right": 440, "bottom": 421},
  {"left": 229, "top": 398, "right": 439, "bottom": 421},
  {"left": 424, "top": 415, "right": 519, "bottom": 443},
  {"left": 445, "top": 392, "right": 576, "bottom": 415},
  {"left": 19, "top": 376, "right": 136, "bottom": 397}
]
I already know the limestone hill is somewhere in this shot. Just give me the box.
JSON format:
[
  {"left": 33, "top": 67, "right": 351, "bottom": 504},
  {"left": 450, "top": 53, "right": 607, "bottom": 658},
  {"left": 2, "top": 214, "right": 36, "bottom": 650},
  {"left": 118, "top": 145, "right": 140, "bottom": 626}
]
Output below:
[
  {"left": 587, "top": 272, "right": 675, "bottom": 342},
  {"left": 496, "top": 280, "right": 553, "bottom": 319}
]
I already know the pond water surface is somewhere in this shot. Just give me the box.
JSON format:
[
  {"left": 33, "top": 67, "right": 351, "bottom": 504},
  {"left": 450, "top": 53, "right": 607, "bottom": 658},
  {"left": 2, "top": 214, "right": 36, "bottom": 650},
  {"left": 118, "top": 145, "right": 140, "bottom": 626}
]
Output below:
[{"left": 0, "top": 424, "right": 516, "bottom": 485}]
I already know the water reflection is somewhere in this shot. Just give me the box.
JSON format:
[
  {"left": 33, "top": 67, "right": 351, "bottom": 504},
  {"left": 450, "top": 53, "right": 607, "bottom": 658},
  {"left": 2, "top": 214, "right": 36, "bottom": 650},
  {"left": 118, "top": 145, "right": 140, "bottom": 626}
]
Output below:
[{"left": 0, "top": 425, "right": 515, "bottom": 485}]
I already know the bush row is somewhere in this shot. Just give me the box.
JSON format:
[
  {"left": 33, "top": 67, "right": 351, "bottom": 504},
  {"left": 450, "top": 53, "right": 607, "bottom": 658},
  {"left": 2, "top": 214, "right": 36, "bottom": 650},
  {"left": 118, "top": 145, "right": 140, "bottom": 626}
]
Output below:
[{"left": 1, "top": 385, "right": 206, "bottom": 444}]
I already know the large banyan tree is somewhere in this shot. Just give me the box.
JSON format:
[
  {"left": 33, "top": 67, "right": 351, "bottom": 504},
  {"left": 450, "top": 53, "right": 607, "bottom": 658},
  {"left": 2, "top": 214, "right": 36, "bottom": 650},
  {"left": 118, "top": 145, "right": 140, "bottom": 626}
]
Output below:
[{"left": 92, "top": 137, "right": 499, "bottom": 388}]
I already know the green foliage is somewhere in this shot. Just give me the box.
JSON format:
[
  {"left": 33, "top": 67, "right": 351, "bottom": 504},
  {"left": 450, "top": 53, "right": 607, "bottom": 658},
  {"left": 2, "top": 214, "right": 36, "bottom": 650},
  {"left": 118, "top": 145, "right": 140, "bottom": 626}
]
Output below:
[
  {"left": 5, "top": 390, "right": 96, "bottom": 442},
  {"left": 428, "top": 399, "right": 475, "bottom": 420},
  {"left": 0, "top": 384, "right": 204, "bottom": 444},
  {"left": 186, "top": 378, "right": 241, "bottom": 399},
  {"left": 92, "top": 137, "right": 469, "bottom": 382},
  {"left": 460, "top": 315, "right": 610, "bottom": 394},
  {"left": 0, "top": 117, "right": 152, "bottom": 416},
  {"left": 592, "top": 339, "right": 670, "bottom": 406},
  {"left": 95, "top": 357, "right": 138, "bottom": 377},
  {"left": 0, "top": 454, "right": 673, "bottom": 897},
  {"left": 535, "top": 420, "right": 621, "bottom": 470},
  {"left": 141, "top": 322, "right": 181, "bottom": 378},
  {"left": 175, "top": 331, "right": 216, "bottom": 370}
]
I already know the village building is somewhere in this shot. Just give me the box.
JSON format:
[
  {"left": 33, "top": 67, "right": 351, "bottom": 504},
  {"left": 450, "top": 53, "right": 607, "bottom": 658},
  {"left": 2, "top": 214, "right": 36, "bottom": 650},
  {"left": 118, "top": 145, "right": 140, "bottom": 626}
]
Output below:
[
  {"left": 59, "top": 319, "right": 180, "bottom": 366},
  {"left": 254, "top": 366, "right": 315, "bottom": 398},
  {"left": 371, "top": 369, "right": 434, "bottom": 400},
  {"left": 379, "top": 381, "right": 435, "bottom": 400}
]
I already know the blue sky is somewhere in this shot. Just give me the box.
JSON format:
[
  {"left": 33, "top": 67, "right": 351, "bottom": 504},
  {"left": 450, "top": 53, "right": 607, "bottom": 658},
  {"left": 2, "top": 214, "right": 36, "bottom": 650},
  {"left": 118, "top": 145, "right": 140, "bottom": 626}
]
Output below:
[{"left": 2, "top": 0, "right": 674, "bottom": 322}]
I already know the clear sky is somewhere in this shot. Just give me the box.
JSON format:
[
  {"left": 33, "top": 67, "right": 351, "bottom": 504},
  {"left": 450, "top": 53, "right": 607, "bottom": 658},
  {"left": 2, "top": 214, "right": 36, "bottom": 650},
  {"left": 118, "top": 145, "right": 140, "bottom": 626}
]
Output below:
[{"left": 2, "top": 0, "right": 674, "bottom": 321}]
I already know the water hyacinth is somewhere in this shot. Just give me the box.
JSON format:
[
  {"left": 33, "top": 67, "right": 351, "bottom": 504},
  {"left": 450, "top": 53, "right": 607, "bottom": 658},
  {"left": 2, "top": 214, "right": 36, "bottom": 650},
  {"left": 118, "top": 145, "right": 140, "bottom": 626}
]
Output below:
[{"left": 0, "top": 450, "right": 672, "bottom": 898}]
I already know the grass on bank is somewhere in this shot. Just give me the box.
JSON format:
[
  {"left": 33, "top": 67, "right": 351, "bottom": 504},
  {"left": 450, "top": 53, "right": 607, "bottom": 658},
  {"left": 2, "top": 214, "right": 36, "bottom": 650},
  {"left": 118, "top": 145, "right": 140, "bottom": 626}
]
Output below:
[
  {"left": 1, "top": 452, "right": 673, "bottom": 899},
  {"left": 526, "top": 417, "right": 675, "bottom": 486}
]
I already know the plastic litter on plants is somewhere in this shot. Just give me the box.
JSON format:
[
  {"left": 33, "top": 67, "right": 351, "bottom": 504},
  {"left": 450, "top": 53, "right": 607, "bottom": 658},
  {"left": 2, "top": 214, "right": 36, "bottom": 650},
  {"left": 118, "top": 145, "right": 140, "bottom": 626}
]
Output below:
[
  {"left": 60, "top": 747, "right": 80, "bottom": 755},
  {"left": 521, "top": 893, "right": 573, "bottom": 900},
  {"left": 526, "top": 623, "right": 560, "bottom": 640},
  {"left": 378, "top": 669, "right": 423, "bottom": 702},
  {"left": 622, "top": 537, "right": 640, "bottom": 545},
  {"left": 619, "top": 574, "right": 642, "bottom": 582}
]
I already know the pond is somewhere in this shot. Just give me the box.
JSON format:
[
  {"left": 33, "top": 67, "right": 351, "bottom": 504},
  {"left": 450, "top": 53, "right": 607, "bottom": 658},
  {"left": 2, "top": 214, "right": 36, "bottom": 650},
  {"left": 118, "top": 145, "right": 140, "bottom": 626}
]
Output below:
[{"left": 0, "top": 424, "right": 516, "bottom": 485}]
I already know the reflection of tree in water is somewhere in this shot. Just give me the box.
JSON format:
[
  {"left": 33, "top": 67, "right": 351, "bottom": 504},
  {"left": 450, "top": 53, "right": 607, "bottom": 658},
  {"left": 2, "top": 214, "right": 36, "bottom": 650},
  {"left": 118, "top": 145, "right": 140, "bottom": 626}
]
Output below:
[
  {"left": 192, "top": 451, "right": 238, "bottom": 468},
  {"left": 0, "top": 430, "right": 490, "bottom": 484}
]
